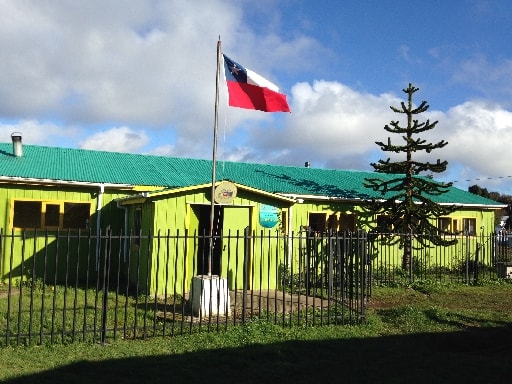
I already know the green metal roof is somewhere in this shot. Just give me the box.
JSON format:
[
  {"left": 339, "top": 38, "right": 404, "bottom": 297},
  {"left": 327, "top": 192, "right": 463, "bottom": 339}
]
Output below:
[{"left": 0, "top": 142, "right": 504, "bottom": 207}]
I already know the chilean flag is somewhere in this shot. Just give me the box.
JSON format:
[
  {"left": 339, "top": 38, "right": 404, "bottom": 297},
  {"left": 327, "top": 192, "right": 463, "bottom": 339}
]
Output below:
[{"left": 223, "top": 54, "right": 290, "bottom": 113}]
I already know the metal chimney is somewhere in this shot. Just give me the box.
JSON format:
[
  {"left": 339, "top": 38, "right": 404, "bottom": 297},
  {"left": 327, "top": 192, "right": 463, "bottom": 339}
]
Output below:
[
  {"left": 11, "top": 132, "right": 23, "bottom": 157},
  {"left": 305, "top": 161, "right": 310, "bottom": 168}
]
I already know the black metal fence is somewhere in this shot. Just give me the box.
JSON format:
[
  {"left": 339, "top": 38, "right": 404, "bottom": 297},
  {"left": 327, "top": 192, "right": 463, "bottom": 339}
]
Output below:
[
  {"left": 369, "top": 231, "right": 512, "bottom": 285},
  {"left": 2, "top": 228, "right": 510, "bottom": 347},
  {"left": 0, "top": 228, "right": 369, "bottom": 347}
]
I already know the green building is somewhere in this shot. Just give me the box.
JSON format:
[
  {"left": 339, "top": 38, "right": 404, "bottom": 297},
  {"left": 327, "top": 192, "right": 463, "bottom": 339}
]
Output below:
[{"left": 0, "top": 136, "right": 505, "bottom": 294}]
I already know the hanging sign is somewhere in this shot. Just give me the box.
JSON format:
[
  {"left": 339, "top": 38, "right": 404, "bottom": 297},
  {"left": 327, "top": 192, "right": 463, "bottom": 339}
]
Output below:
[
  {"left": 214, "top": 181, "right": 237, "bottom": 204},
  {"left": 259, "top": 204, "right": 279, "bottom": 228}
]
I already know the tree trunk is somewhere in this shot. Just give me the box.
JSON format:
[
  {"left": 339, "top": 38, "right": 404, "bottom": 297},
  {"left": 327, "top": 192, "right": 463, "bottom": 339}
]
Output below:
[{"left": 402, "top": 234, "right": 412, "bottom": 271}]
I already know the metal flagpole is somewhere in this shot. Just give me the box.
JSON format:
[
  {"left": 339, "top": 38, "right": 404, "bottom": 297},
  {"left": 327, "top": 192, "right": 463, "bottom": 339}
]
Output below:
[{"left": 208, "top": 38, "right": 221, "bottom": 277}]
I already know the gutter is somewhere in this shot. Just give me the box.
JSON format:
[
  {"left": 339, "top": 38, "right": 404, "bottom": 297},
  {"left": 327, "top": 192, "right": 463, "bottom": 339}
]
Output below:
[
  {"left": 116, "top": 199, "right": 129, "bottom": 261},
  {"left": 0, "top": 175, "right": 134, "bottom": 189},
  {"left": 96, "top": 184, "right": 104, "bottom": 233},
  {"left": 279, "top": 193, "right": 507, "bottom": 209},
  {"left": 95, "top": 184, "right": 105, "bottom": 268},
  {"left": 287, "top": 204, "right": 293, "bottom": 265},
  {"left": 440, "top": 203, "right": 507, "bottom": 209},
  {"left": 279, "top": 193, "right": 366, "bottom": 204}
]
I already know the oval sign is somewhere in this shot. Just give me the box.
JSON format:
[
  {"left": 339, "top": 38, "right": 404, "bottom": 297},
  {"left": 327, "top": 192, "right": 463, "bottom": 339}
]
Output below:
[
  {"left": 259, "top": 204, "right": 279, "bottom": 228},
  {"left": 214, "top": 181, "right": 237, "bottom": 204}
]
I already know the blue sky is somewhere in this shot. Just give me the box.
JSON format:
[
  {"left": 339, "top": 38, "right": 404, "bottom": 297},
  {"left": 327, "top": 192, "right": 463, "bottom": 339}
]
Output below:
[{"left": 1, "top": 0, "right": 512, "bottom": 194}]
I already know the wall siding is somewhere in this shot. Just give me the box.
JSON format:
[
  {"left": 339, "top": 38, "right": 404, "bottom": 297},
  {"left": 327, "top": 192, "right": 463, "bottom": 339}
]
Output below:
[
  {"left": 127, "top": 187, "right": 293, "bottom": 295},
  {"left": 1, "top": 182, "right": 501, "bottom": 296},
  {"left": 0, "top": 184, "right": 133, "bottom": 282}
]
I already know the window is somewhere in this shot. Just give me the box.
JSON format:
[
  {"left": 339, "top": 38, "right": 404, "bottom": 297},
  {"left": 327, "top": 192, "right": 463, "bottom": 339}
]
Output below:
[
  {"left": 13, "top": 201, "right": 42, "bottom": 228},
  {"left": 308, "top": 213, "right": 326, "bottom": 233},
  {"left": 306, "top": 212, "right": 357, "bottom": 234},
  {"left": 339, "top": 213, "right": 356, "bottom": 232},
  {"left": 45, "top": 204, "right": 60, "bottom": 227},
  {"left": 438, "top": 217, "right": 452, "bottom": 233},
  {"left": 437, "top": 217, "right": 477, "bottom": 236},
  {"left": 134, "top": 207, "right": 142, "bottom": 234},
  {"left": 133, "top": 207, "right": 143, "bottom": 244},
  {"left": 327, "top": 214, "right": 338, "bottom": 233},
  {"left": 463, "top": 218, "right": 477, "bottom": 236},
  {"left": 280, "top": 210, "right": 287, "bottom": 234},
  {"left": 63, "top": 203, "right": 91, "bottom": 228},
  {"left": 12, "top": 200, "right": 91, "bottom": 230},
  {"left": 376, "top": 215, "right": 393, "bottom": 232}
]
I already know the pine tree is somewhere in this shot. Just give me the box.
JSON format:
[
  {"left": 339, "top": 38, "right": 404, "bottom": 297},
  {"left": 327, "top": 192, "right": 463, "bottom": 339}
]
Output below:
[{"left": 364, "top": 83, "right": 457, "bottom": 270}]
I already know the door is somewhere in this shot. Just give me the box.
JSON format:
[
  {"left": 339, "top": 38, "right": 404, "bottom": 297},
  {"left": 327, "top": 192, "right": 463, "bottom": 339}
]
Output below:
[
  {"left": 193, "top": 204, "right": 222, "bottom": 276},
  {"left": 221, "top": 207, "right": 250, "bottom": 289},
  {"left": 191, "top": 205, "right": 251, "bottom": 287}
]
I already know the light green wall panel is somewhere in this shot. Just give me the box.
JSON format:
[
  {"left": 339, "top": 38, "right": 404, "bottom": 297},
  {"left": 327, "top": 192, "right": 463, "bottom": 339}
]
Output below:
[{"left": 0, "top": 184, "right": 131, "bottom": 282}]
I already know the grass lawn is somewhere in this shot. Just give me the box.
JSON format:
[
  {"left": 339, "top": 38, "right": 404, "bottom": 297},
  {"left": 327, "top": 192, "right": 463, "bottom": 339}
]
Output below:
[{"left": 0, "top": 281, "right": 511, "bottom": 383}]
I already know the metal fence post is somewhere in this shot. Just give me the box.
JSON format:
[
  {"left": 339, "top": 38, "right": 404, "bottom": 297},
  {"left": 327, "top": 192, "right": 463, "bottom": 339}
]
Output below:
[
  {"left": 465, "top": 231, "right": 470, "bottom": 284},
  {"left": 473, "top": 243, "right": 481, "bottom": 284},
  {"left": 409, "top": 230, "right": 414, "bottom": 283},
  {"left": 242, "top": 226, "right": 250, "bottom": 323},
  {"left": 100, "top": 227, "right": 112, "bottom": 345}
]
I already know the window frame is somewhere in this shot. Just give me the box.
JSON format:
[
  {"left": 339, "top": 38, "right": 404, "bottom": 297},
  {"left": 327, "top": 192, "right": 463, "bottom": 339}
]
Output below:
[
  {"left": 462, "top": 218, "right": 477, "bottom": 236},
  {"left": 11, "top": 198, "right": 92, "bottom": 230},
  {"left": 437, "top": 217, "right": 478, "bottom": 236},
  {"left": 437, "top": 217, "right": 452, "bottom": 234},
  {"left": 376, "top": 214, "right": 393, "bottom": 232},
  {"left": 306, "top": 211, "right": 358, "bottom": 234},
  {"left": 308, "top": 212, "right": 327, "bottom": 234},
  {"left": 339, "top": 212, "right": 357, "bottom": 232}
]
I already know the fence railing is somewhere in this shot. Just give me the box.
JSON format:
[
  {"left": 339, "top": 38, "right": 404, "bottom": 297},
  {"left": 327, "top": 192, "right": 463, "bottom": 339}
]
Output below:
[
  {"left": 0, "top": 228, "right": 369, "bottom": 347},
  {"left": 1, "top": 228, "right": 509, "bottom": 347},
  {"left": 369, "top": 231, "right": 512, "bottom": 285}
]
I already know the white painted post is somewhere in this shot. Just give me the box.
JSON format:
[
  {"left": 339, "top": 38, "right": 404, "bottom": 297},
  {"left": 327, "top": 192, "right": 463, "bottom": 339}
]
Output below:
[{"left": 191, "top": 275, "right": 230, "bottom": 317}]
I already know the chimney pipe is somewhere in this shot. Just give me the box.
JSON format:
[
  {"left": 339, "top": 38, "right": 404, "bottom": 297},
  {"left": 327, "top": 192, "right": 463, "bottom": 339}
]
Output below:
[
  {"left": 11, "top": 132, "right": 23, "bottom": 157},
  {"left": 305, "top": 161, "right": 310, "bottom": 168}
]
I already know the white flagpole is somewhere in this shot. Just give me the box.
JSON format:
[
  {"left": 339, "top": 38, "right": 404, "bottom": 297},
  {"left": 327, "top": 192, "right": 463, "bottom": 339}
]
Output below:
[{"left": 208, "top": 38, "right": 221, "bottom": 277}]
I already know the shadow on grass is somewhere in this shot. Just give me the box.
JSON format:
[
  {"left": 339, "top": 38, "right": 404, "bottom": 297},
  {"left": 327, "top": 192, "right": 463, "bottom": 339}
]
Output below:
[{"left": 3, "top": 326, "right": 512, "bottom": 384}]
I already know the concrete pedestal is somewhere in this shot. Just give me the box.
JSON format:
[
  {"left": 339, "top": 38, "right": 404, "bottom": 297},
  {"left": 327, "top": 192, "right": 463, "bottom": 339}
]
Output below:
[{"left": 191, "top": 275, "right": 230, "bottom": 317}]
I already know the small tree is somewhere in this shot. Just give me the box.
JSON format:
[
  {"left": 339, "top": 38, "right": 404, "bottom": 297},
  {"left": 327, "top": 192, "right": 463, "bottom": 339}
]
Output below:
[{"left": 364, "top": 83, "right": 457, "bottom": 270}]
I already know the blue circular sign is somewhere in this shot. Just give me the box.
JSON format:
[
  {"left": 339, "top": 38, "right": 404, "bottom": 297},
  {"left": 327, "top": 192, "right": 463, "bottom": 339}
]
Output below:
[{"left": 259, "top": 204, "right": 279, "bottom": 228}]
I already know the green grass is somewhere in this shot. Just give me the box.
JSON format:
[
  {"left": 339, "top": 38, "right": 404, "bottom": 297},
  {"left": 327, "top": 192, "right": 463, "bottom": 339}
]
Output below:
[
  {"left": 1, "top": 281, "right": 511, "bottom": 383},
  {"left": 1, "top": 279, "right": 364, "bottom": 348}
]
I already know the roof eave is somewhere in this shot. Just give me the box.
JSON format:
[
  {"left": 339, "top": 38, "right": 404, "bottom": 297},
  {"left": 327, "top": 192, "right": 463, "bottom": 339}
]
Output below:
[
  {"left": 279, "top": 193, "right": 366, "bottom": 204},
  {"left": 0, "top": 175, "right": 136, "bottom": 190},
  {"left": 119, "top": 182, "right": 297, "bottom": 205},
  {"left": 279, "top": 193, "right": 507, "bottom": 209}
]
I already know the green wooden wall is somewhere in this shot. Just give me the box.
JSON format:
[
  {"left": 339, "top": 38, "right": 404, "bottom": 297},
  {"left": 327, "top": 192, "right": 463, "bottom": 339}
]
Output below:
[
  {"left": 0, "top": 183, "right": 133, "bottom": 283},
  {"left": 121, "top": 187, "right": 292, "bottom": 296},
  {"left": 2, "top": 181, "right": 499, "bottom": 297},
  {"left": 118, "top": 187, "right": 500, "bottom": 297}
]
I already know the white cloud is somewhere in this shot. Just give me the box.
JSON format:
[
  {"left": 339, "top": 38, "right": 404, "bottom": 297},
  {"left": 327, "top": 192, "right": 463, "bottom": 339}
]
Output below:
[
  {"left": 441, "top": 102, "right": 512, "bottom": 183},
  {"left": 0, "top": 120, "right": 77, "bottom": 146},
  {"left": 0, "top": 0, "right": 324, "bottom": 154},
  {"left": 1, "top": 0, "right": 511, "bottom": 196},
  {"left": 236, "top": 80, "right": 399, "bottom": 169},
  {"left": 453, "top": 54, "right": 512, "bottom": 106},
  {"left": 223, "top": 82, "right": 512, "bottom": 194},
  {"left": 79, "top": 126, "right": 149, "bottom": 152}
]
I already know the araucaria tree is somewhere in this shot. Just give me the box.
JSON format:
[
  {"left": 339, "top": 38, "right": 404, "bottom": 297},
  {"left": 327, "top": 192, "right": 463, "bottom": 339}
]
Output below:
[{"left": 364, "top": 83, "right": 457, "bottom": 270}]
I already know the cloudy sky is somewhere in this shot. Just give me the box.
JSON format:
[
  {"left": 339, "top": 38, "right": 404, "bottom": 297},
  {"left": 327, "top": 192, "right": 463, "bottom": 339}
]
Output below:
[{"left": 1, "top": 0, "right": 512, "bottom": 194}]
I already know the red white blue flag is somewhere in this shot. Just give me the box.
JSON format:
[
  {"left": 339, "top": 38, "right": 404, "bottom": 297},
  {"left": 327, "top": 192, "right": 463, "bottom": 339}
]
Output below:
[{"left": 223, "top": 54, "right": 290, "bottom": 113}]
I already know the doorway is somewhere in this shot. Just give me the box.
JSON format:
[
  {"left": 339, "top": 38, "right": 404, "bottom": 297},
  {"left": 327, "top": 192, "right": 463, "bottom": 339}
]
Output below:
[
  {"left": 191, "top": 204, "right": 251, "bottom": 286},
  {"left": 195, "top": 205, "right": 222, "bottom": 276}
]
